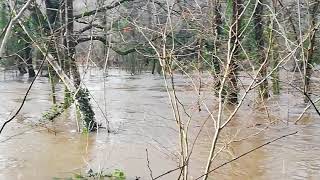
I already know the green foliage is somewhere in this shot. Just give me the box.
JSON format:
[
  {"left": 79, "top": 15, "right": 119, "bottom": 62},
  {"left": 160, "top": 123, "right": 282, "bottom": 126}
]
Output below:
[
  {"left": 110, "top": 169, "right": 126, "bottom": 180},
  {"left": 0, "top": 1, "right": 7, "bottom": 30},
  {"left": 53, "top": 169, "right": 126, "bottom": 180},
  {"left": 64, "top": 87, "right": 74, "bottom": 109},
  {"left": 42, "top": 103, "right": 65, "bottom": 121},
  {"left": 225, "top": 0, "right": 233, "bottom": 22},
  {"left": 0, "top": 0, "right": 46, "bottom": 68},
  {"left": 0, "top": 1, "right": 29, "bottom": 54},
  {"left": 112, "top": 18, "right": 130, "bottom": 31},
  {"left": 312, "top": 48, "right": 320, "bottom": 64},
  {"left": 240, "top": 1, "right": 260, "bottom": 62}
]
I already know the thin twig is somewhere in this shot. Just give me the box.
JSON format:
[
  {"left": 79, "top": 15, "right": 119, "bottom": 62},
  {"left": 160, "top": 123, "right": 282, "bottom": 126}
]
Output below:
[
  {"left": 145, "top": 149, "right": 154, "bottom": 179},
  {"left": 303, "top": 92, "right": 320, "bottom": 117},
  {"left": 195, "top": 131, "right": 298, "bottom": 180},
  {"left": 153, "top": 164, "right": 186, "bottom": 180}
]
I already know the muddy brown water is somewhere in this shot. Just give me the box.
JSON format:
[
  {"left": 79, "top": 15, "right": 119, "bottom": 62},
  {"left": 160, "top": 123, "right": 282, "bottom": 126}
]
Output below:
[{"left": 0, "top": 69, "right": 319, "bottom": 180}]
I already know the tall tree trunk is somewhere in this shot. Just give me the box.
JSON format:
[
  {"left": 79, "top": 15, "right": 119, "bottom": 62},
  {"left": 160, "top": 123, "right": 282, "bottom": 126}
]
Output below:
[
  {"left": 25, "top": 44, "right": 35, "bottom": 78},
  {"left": 61, "top": 0, "right": 72, "bottom": 109},
  {"left": 254, "top": 0, "right": 268, "bottom": 98},
  {"left": 17, "top": 59, "right": 27, "bottom": 74},
  {"left": 210, "top": 0, "right": 222, "bottom": 95},
  {"left": 48, "top": 66, "right": 57, "bottom": 104},
  {"left": 271, "top": 0, "right": 280, "bottom": 94},
  {"left": 305, "top": 1, "right": 319, "bottom": 97},
  {"left": 227, "top": 0, "right": 243, "bottom": 104},
  {"left": 151, "top": 59, "right": 156, "bottom": 74},
  {"left": 65, "top": 0, "right": 97, "bottom": 130},
  {"left": 44, "top": 0, "right": 59, "bottom": 27},
  {"left": 213, "top": 0, "right": 222, "bottom": 75},
  {"left": 98, "top": 0, "right": 110, "bottom": 70},
  {"left": 44, "top": 0, "right": 60, "bottom": 109}
]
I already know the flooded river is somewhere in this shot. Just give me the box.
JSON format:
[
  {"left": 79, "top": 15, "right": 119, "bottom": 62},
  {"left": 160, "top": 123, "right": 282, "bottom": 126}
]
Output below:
[{"left": 0, "top": 69, "right": 319, "bottom": 180}]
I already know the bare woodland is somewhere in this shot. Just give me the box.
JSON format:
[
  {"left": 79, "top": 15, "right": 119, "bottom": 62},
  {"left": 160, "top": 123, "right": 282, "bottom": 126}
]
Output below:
[{"left": 0, "top": 0, "right": 320, "bottom": 179}]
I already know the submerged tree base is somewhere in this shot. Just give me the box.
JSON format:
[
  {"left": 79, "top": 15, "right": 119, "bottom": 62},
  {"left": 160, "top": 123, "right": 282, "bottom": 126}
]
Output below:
[
  {"left": 75, "top": 88, "right": 98, "bottom": 131},
  {"left": 41, "top": 88, "right": 98, "bottom": 132},
  {"left": 42, "top": 103, "right": 66, "bottom": 121}
]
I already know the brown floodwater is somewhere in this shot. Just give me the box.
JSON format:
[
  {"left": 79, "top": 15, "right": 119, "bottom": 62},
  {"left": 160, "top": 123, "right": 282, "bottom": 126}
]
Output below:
[{"left": 0, "top": 68, "right": 319, "bottom": 180}]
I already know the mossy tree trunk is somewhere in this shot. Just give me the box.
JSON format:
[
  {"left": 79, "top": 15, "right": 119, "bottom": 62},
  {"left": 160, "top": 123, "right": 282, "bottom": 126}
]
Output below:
[
  {"left": 42, "top": 0, "right": 97, "bottom": 130},
  {"left": 254, "top": 0, "right": 268, "bottom": 98},
  {"left": 305, "top": 1, "right": 319, "bottom": 97},
  {"left": 48, "top": 66, "right": 57, "bottom": 104},
  {"left": 65, "top": 0, "right": 97, "bottom": 130},
  {"left": 271, "top": 1, "right": 280, "bottom": 95},
  {"left": 212, "top": 0, "right": 222, "bottom": 74}
]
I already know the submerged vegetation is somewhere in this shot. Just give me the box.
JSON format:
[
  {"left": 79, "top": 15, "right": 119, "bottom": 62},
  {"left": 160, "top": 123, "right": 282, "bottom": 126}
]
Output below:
[
  {"left": 42, "top": 103, "right": 65, "bottom": 121},
  {"left": 53, "top": 169, "right": 126, "bottom": 180}
]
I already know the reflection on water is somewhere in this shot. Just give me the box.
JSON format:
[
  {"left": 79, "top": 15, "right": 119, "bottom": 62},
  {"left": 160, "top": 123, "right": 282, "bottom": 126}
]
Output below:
[{"left": 0, "top": 69, "right": 319, "bottom": 180}]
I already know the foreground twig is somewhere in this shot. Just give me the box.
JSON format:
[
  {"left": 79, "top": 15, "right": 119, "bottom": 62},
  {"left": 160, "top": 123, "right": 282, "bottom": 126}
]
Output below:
[
  {"left": 304, "top": 92, "right": 320, "bottom": 115},
  {"left": 195, "top": 131, "right": 298, "bottom": 179},
  {"left": 153, "top": 164, "right": 186, "bottom": 180},
  {"left": 276, "top": 81, "right": 320, "bottom": 124},
  {"left": 294, "top": 92, "right": 320, "bottom": 124},
  {"left": 145, "top": 149, "right": 154, "bottom": 179}
]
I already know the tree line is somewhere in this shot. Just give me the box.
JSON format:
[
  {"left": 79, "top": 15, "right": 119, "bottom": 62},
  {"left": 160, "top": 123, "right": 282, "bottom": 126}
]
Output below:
[{"left": 0, "top": 1, "right": 319, "bottom": 178}]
